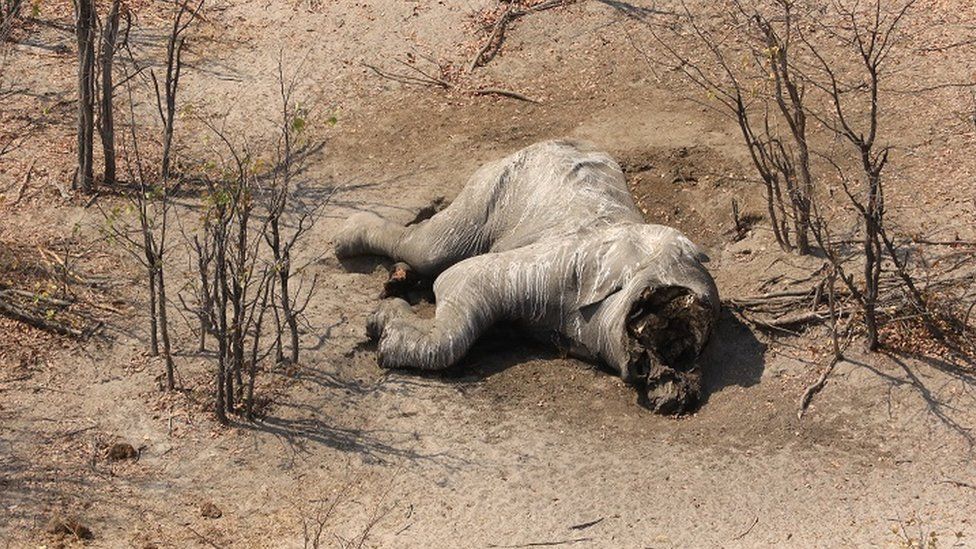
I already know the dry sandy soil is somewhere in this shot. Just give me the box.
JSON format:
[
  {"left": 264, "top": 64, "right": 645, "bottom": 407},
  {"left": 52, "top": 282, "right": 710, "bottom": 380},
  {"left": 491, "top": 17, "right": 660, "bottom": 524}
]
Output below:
[{"left": 2, "top": 0, "right": 976, "bottom": 547}]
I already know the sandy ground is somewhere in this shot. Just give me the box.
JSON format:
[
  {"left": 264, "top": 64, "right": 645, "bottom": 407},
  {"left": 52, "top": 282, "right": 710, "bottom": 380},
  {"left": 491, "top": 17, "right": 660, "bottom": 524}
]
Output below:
[{"left": 2, "top": 0, "right": 976, "bottom": 547}]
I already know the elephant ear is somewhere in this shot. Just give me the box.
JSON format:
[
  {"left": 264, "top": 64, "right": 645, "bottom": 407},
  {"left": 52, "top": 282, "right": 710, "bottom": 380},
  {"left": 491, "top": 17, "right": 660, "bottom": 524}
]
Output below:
[
  {"left": 573, "top": 238, "right": 648, "bottom": 309},
  {"left": 572, "top": 227, "right": 707, "bottom": 310}
]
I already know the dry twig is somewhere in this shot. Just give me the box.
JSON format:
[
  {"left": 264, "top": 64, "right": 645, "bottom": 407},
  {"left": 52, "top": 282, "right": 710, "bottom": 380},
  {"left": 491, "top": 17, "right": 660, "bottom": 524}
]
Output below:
[
  {"left": 10, "top": 159, "right": 35, "bottom": 206},
  {"left": 468, "top": 0, "right": 576, "bottom": 72},
  {"left": 362, "top": 60, "right": 538, "bottom": 103}
]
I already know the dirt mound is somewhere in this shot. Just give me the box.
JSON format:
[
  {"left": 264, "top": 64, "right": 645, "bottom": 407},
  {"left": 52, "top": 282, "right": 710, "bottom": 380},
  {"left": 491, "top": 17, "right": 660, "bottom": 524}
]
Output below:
[{"left": 620, "top": 145, "right": 750, "bottom": 250}]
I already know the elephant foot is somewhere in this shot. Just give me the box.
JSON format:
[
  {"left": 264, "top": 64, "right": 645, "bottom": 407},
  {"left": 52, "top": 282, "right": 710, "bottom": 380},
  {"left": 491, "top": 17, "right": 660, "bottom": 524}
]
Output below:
[
  {"left": 334, "top": 212, "right": 385, "bottom": 259},
  {"left": 366, "top": 298, "right": 413, "bottom": 341}
]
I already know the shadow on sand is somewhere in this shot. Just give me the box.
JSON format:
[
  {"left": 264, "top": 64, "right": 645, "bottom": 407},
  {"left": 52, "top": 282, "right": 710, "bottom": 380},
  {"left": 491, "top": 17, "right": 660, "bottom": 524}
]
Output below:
[
  {"left": 845, "top": 350, "right": 976, "bottom": 448},
  {"left": 341, "top": 305, "right": 766, "bottom": 414}
]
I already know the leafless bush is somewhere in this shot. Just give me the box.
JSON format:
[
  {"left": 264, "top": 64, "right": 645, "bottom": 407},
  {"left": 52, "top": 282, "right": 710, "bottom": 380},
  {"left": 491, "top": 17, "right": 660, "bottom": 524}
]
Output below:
[
  {"left": 184, "top": 57, "right": 325, "bottom": 422},
  {"left": 646, "top": 1, "right": 970, "bottom": 356},
  {"left": 265, "top": 54, "right": 326, "bottom": 366},
  {"left": 292, "top": 475, "right": 397, "bottom": 549},
  {"left": 92, "top": 0, "right": 205, "bottom": 389},
  {"left": 188, "top": 125, "right": 275, "bottom": 422},
  {"left": 100, "top": 77, "right": 177, "bottom": 390},
  {"left": 642, "top": 0, "right": 816, "bottom": 254},
  {"left": 151, "top": 0, "right": 203, "bottom": 181},
  {"left": 802, "top": 0, "right": 935, "bottom": 351}
]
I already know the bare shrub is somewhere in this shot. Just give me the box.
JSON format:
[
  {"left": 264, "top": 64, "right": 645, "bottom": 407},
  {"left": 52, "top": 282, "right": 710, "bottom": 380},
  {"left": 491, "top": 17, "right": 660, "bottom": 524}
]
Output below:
[
  {"left": 642, "top": 0, "right": 817, "bottom": 254},
  {"left": 265, "top": 53, "right": 326, "bottom": 366},
  {"left": 186, "top": 57, "right": 325, "bottom": 422},
  {"left": 151, "top": 0, "right": 203, "bottom": 181},
  {"left": 801, "top": 0, "right": 936, "bottom": 350},
  {"left": 100, "top": 74, "right": 178, "bottom": 389}
]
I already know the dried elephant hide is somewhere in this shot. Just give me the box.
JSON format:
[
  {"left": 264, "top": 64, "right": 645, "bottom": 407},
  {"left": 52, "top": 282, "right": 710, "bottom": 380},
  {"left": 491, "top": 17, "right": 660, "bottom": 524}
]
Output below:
[{"left": 335, "top": 140, "right": 720, "bottom": 414}]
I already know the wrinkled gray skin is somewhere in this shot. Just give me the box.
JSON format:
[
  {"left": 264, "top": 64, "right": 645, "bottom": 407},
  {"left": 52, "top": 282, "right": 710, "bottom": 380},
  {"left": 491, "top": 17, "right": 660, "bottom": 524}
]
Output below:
[{"left": 335, "top": 140, "right": 720, "bottom": 413}]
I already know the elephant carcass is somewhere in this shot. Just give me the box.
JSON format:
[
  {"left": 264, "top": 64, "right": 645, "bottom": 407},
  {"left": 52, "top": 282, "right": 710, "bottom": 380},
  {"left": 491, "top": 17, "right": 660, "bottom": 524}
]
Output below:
[{"left": 335, "top": 140, "right": 720, "bottom": 414}]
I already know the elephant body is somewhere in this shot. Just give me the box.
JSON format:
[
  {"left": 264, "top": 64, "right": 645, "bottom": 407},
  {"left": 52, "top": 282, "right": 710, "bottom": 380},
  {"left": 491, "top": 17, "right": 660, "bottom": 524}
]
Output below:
[{"left": 336, "top": 140, "right": 720, "bottom": 413}]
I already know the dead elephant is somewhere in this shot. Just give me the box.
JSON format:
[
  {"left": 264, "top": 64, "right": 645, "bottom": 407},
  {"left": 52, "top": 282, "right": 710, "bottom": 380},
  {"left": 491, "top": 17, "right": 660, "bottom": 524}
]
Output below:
[{"left": 335, "top": 140, "right": 720, "bottom": 414}]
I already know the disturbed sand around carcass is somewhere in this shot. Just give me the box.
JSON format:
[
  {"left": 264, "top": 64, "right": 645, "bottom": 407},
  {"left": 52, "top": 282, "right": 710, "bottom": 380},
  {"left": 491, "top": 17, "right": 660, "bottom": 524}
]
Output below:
[{"left": 2, "top": 0, "right": 976, "bottom": 546}]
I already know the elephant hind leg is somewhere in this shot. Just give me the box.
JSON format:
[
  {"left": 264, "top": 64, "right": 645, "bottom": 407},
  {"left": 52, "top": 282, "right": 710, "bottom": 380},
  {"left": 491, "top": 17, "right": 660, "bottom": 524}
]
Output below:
[
  {"left": 333, "top": 209, "right": 486, "bottom": 277},
  {"left": 335, "top": 159, "right": 510, "bottom": 276},
  {"left": 334, "top": 211, "right": 404, "bottom": 260}
]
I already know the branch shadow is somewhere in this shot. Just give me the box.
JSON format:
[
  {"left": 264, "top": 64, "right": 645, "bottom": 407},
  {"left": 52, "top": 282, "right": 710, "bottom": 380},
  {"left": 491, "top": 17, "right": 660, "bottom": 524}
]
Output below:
[
  {"left": 237, "top": 399, "right": 473, "bottom": 472},
  {"left": 302, "top": 315, "right": 347, "bottom": 354},
  {"left": 0, "top": 420, "right": 154, "bottom": 532},
  {"left": 845, "top": 352, "right": 976, "bottom": 448},
  {"left": 594, "top": 0, "right": 676, "bottom": 20}
]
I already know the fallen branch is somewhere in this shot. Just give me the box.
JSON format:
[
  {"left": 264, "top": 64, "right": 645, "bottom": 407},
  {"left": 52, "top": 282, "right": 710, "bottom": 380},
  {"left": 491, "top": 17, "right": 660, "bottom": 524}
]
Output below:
[
  {"left": 938, "top": 479, "right": 976, "bottom": 490},
  {"left": 393, "top": 57, "right": 453, "bottom": 87},
  {"left": 753, "top": 310, "right": 829, "bottom": 328},
  {"left": 0, "top": 288, "right": 74, "bottom": 307},
  {"left": 88, "top": 300, "right": 126, "bottom": 315},
  {"left": 11, "top": 159, "right": 36, "bottom": 206},
  {"left": 730, "top": 287, "right": 822, "bottom": 303},
  {"left": 472, "top": 86, "right": 539, "bottom": 103},
  {"left": 183, "top": 524, "right": 225, "bottom": 549},
  {"left": 732, "top": 516, "right": 759, "bottom": 541},
  {"left": 908, "top": 238, "right": 976, "bottom": 248},
  {"left": 37, "top": 246, "right": 113, "bottom": 287},
  {"left": 729, "top": 305, "right": 850, "bottom": 334},
  {"left": 363, "top": 62, "right": 450, "bottom": 89},
  {"left": 468, "top": 4, "right": 514, "bottom": 73},
  {"left": 363, "top": 60, "right": 539, "bottom": 103},
  {"left": 62, "top": 423, "right": 99, "bottom": 438},
  {"left": 0, "top": 291, "right": 88, "bottom": 338},
  {"left": 568, "top": 517, "right": 604, "bottom": 531},
  {"left": 487, "top": 537, "right": 593, "bottom": 548},
  {"left": 918, "top": 36, "right": 976, "bottom": 53},
  {"left": 468, "top": 0, "right": 577, "bottom": 72}
]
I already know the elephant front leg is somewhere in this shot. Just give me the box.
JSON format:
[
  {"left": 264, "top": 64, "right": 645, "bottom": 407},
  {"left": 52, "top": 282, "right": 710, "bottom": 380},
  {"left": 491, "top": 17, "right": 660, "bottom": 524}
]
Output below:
[
  {"left": 365, "top": 298, "right": 413, "bottom": 341},
  {"left": 370, "top": 302, "right": 490, "bottom": 371},
  {"left": 367, "top": 261, "right": 502, "bottom": 371},
  {"left": 334, "top": 185, "right": 491, "bottom": 277}
]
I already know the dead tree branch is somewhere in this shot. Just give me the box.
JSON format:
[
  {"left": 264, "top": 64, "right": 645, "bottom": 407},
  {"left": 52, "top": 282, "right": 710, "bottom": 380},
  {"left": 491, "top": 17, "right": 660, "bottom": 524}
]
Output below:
[
  {"left": 362, "top": 60, "right": 538, "bottom": 103},
  {"left": 467, "top": 0, "right": 577, "bottom": 72}
]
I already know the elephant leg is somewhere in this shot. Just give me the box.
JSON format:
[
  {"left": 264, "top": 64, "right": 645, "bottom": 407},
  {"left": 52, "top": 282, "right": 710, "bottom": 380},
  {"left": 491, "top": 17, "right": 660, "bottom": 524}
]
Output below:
[
  {"left": 386, "top": 210, "right": 488, "bottom": 276},
  {"left": 368, "top": 257, "right": 506, "bottom": 371},
  {"left": 334, "top": 161, "right": 510, "bottom": 276},
  {"left": 333, "top": 211, "right": 407, "bottom": 261},
  {"left": 335, "top": 204, "right": 490, "bottom": 277}
]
